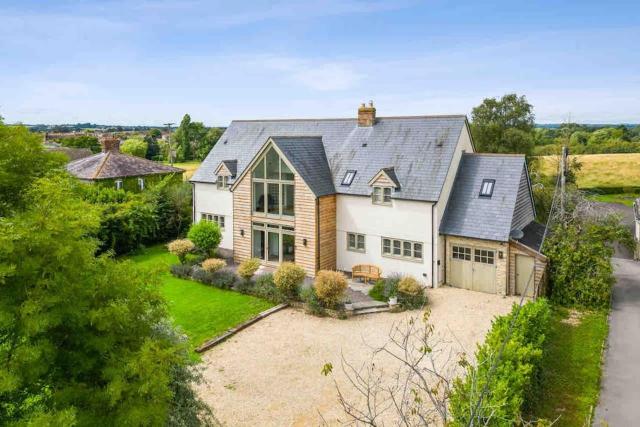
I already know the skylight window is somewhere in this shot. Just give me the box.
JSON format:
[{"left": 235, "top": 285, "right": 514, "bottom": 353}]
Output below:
[
  {"left": 480, "top": 179, "right": 495, "bottom": 197},
  {"left": 341, "top": 170, "right": 357, "bottom": 186}
]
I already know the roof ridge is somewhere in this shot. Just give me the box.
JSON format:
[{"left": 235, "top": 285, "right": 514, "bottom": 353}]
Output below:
[
  {"left": 92, "top": 151, "right": 110, "bottom": 179},
  {"left": 464, "top": 152, "right": 526, "bottom": 158},
  {"left": 232, "top": 114, "right": 466, "bottom": 123}
]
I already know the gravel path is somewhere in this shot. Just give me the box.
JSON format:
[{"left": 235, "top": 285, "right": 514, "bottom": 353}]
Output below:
[{"left": 196, "top": 287, "right": 519, "bottom": 426}]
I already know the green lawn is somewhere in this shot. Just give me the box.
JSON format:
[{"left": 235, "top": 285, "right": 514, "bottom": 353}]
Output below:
[
  {"left": 529, "top": 306, "right": 608, "bottom": 426},
  {"left": 586, "top": 192, "right": 639, "bottom": 207},
  {"left": 164, "top": 161, "right": 201, "bottom": 180},
  {"left": 127, "top": 245, "right": 274, "bottom": 351}
]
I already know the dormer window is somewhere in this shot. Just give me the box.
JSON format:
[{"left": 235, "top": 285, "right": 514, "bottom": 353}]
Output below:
[
  {"left": 217, "top": 175, "right": 230, "bottom": 190},
  {"left": 372, "top": 186, "right": 392, "bottom": 205},
  {"left": 341, "top": 170, "right": 356, "bottom": 186},
  {"left": 479, "top": 179, "right": 495, "bottom": 198}
]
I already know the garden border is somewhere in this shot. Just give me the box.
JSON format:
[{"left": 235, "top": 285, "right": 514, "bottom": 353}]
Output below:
[{"left": 195, "top": 303, "right": 289, "bottom": 353}]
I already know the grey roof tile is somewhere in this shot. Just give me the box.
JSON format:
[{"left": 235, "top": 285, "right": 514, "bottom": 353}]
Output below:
[
  {"left": 440, "top": 154, "right": 532, "bottom": 242},
  {"left": 191, "top": 116, "right": 467, "bottom": 201},
  {"left": 67, "top": 151, "right": 183, "bottom": 180}
]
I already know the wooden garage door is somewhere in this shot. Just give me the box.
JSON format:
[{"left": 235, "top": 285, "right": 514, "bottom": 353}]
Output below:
[
  {"left": 472, "top": 248, "right": 496, "bottom": 293},
  {"left": 515, "top": 254, "right": 535, "bottom": 297},
  {"left": 450, "top": 245, "right": 472, "bottom": 290}
]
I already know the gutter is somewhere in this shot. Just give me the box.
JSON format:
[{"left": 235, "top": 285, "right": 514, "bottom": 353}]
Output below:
[{"left": 431, "top": 204, "right": 435, "bottom": 288}]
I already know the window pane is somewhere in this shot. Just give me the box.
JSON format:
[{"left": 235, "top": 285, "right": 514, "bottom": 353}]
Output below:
[
  {"left": 201, "top": 213, "right": 206, "bottom": 220},
  {"left": 252, "top": 229, "right": 265, "bottom": 260},
  {"left": 281, "top": 160, "right": 294, "bottom": 181},
  {"left": 382, "top": 238, "right": 391, "bottom": 254},
  {"left": 253, "top": 158, "right": 265, "bottom": 179},
  {"left": 414, "top": 243, "right": 423, "bottom": 259},
  {"left": 266, "top": 148, "right": 279, "bottom": 179},
  {"left": 348, "top": 233, "right": 355, "bottom": 248},
  {"left": 267, "top": 183, "right": 280, "bottom": 214},
  {"left": 403, "top": 241, "right": 412, "bottom": 257},
  {"left": 253, "top": 182, "right": 265, "bottom": 213},
  {"left": 373, "top": 187, "right": 381, "bottom": 203},
  {"left": 282, "top": 233, "right": 295, "bottom": 262},
  {"left": 220, "top": 217, "right": 225, "bottom": 229},
  {"left": 383, "top": 187, "right": 392, "bottom": 203},
  {"left": 282, "top": 184, "right": 294, "bottom": 216},
  {"left": 357, "top": 235, "right": 365, "bottom": 250},
  {"left": 268, "top": 232, "right": 279, "bottom": 262},
  {"left": 393, "top": 240, "right": 401, "bottom": 255},
  {"left": 217, "top": 176, "right": 223, "bottom": 189}
]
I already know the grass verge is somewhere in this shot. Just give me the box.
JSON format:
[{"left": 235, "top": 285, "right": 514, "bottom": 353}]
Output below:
[
  {"left": 128, "top": 245, "right": 274, "bottom": 353},
  {"left": 528, "top": 305, "right": 608, "bottom": 426},
  {"left": 586, "top": 192, "right": 639, "bottom": 207}
]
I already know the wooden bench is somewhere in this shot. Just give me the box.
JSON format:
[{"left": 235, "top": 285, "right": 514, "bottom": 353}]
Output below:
[{"left": 352, "top": 264, "right": 382, "bottom": 283}]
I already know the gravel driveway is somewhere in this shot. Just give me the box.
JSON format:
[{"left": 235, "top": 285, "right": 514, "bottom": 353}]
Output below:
[{"left": 196, "top": 287, "right": 519, "bottom": 426}]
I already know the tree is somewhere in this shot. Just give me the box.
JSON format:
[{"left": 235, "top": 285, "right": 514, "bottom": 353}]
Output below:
[
  {"left": 195, "top": 127, "right": 224, "bottom": 161},
  {"left": 569, "top": 130, "right": 589, "bottom": 145},
  {"left": 173, "top": 114, "right": 218, "bottom": 161},
  {"left": 174, "top": 114, "right": 194, "bottom": 161},
  {"left": 187, "top": 220, "right": 222, "bottom": 257},
  {"left": 470, "top": 93, "right": 535, "bottom": 156},
  {"left": 0, "top": 175, "right": 212, "bottom": 424},
  {"left": 0, "top": 122, "right": 66, "bottom": 216},
  {"left": 59, "top": 134, "right": 101, "bottom": 153},
  {"left": 120, "top": 137, "right": 148, "bottom": 157},
  {"left": 144, "top": 129, "right": 162, "bottom": 160}
]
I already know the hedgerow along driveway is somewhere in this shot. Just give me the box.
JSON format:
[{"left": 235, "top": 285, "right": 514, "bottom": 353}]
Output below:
[
  {"left": 196, "top": 287, "right": 520, "bottom": 426},
  {"left": 127, "top": 245, "right": 274, "bottom": 353}
]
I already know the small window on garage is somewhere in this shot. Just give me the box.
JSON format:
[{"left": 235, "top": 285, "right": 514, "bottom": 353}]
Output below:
[
  {"left": 452, "top": 245, "right": 471, "bottom": 261},
  {"left": 474, "top": 248, "right": 495, "bottom": 264},
  {"left": 479, "top": 179, "right": 495, "bottom": 198}
]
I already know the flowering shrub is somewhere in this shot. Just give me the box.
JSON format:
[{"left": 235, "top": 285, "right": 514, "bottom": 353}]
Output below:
[
  {"left": 167, "top": 239, "right": 194, "bottom": 264},
  {"left": 237, "top": 258, "right": 261, "bottom": 281},
  {"left": 201, "top": 258, "right": 226, "bottom": 273},
  {"left": 397, "top": 276, "right": 426, "bottom": 309},
  {"left": 314, "top": 270, "right": 347, "bottom": 308},
  {"left": 273, "top": 262, "right": 306, "bottom": 298}
]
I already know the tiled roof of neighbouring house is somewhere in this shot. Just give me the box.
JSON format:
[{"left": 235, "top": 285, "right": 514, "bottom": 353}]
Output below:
[
  {"left": 191, "top": 115, "right": 468, "bottom": 202},
  {"left": 67, "top": 151, "right": 184, "bottom": 180},
  {"left": 440, "top": 154, "right": 536, "bottom": 242}
]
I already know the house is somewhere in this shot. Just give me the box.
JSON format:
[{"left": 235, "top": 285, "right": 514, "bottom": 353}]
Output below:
[
  {"left": 67, "top": 135, "right": 184, "bottom": 191},
  {"left": 634, "top": 198, "right": 640, "bottom": 260},
  {"left": 190, "top": 103, "right": 547, "bottom": 296}
]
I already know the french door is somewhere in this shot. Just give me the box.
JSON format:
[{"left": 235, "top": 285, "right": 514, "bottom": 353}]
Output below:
[{"left": 252, "top": 222, "right": 295, "bottom": 264}]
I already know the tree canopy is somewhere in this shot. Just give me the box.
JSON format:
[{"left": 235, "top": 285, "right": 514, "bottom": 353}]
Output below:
[{"left": 120, "top": 137, "right": 148, "bottom": 157}]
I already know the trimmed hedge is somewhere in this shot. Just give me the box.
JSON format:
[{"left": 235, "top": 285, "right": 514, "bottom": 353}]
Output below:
[{"left": 449, "top": 299, "right": 551, "bottom": 426}]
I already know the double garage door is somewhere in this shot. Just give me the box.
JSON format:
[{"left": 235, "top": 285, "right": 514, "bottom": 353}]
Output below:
[{"left": 450, "top": 245, "right": 497, "bottom": 294}]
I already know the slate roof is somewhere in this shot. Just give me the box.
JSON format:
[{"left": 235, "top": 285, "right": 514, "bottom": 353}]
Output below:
[
  {"left": 515, "top": 221, "right": 546, "bottom": 252},
  {"left": 381, "top": 167, "right": 401, "bottom": 188},
  {"left": 271, "top": 136, "right": 335, "bottom": 197},
  {"left": 191, "top": 116, "right": 468, "bottom": 202},
  {"left": 67, "top": 151, "right": 184, "bottom": 180},
  {"left": 221, "top": 160, "right": 238, "bottom": 176},
  {"left": 440, "top": 154, "right": 535, "bottom": 242}
]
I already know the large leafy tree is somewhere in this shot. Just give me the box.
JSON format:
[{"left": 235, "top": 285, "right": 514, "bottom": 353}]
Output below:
[
  {"left": 470, "top": 93, "right": 535, "bottom": 156},
  {"left": 173, "top": 114, "right": 222, "bottom": 161},
  {"left": 0, "top": 123, "right": 66, "bottom": 216},
  {"left": 120, "top": 137, "right": 148, "bottom": 158}
]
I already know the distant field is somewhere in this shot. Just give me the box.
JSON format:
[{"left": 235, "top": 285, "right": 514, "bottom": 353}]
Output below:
[
  {"left": 166, "top": 161, "right": 201, "bottom": 180},
  {"left": 537, "top": 153, "right": 640, "bottom": 189}
]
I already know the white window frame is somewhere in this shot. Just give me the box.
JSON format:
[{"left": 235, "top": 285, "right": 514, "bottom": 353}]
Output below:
[
  {"left": 138, "top": 177, "right": 145, "bottom": 190},
  {"left": 372, "top": 186, "right": 392, "bottom": 205},
  {"left": 115, "top": 179, "right": 123, "bottom": 190},
  {"left": 474, "top": 248, "right": 495, "bottom": 265},
  {"left": 346, "top": 232, "right": 366, "bottom": 253},
  {"left": 479, "top": 179, "right": 495, "bottom": 198},
  {"left": 200, "top": 213, "right": 225, "bottom": 230},
  {"left": 381, "top": 237, "right": 423, "bottom": 262},
  {"left": 452, "top": 245, "right": 471, "bottom": 261}
]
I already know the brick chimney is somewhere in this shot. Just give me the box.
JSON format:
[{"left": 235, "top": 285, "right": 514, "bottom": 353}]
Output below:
[
  {"left": 100, "top": 135, "right": 121, "bottom": 153},
  {"left": 358, "top": 100, "right": 376, "bottom": 127}
]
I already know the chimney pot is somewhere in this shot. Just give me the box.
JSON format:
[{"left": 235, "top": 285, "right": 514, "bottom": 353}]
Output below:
[{"left": 358, "top": 101, "right": 376, "bottom": 127}]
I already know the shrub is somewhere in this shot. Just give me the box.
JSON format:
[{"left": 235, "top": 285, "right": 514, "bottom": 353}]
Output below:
[
  {"left": 253, "top": 274, "right": 286, "bottom": 303},
  {"left": 170, "top": 263, "right": 192, "bottom": 279},
  {"left": 369, "top": 279, "right": 387, "bottom": 302},
  {"left": 314, "top": 270, "right": 348, "bottom": 308},
  {"left": 273, "top": 262, "right": 306, "bottom": 298},
  {"left": 210, "top": 270, "right": 236, "bottom": 289},
  {"left": 449, "top": 299, "right": 551, "bottom": 426},
  {"left": 190, "top": 265, "right": 215, "bottom": 285},
  {"left": 397, "top": 276, "right": 427, "bottom": 309},
  {"left": 202, "top": 258, "right": 226, "bottom": 273},
  {"left": 187, "top": 221, "right": 221, "bottom": 257},
  {"left": 300, "top": 286, "right": 326, "bottom": 316},
  {"left": 369, "top": 275, "right": 400, "bottom": 302},
  {"left": 237, "top": 258, "right": 261, "bottom": 281},
  {"left": 167, "top": 239, "right": 195, "bottom": 264}
]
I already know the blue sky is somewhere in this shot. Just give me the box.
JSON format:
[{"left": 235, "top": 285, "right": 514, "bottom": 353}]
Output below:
[{"left": 1, "top": 0, "right": 639, "bottom": 125}]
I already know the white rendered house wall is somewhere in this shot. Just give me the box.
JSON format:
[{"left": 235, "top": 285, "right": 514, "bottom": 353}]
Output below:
[
  {"left": 336, "top": 194, "right": 434, "bottom": 285},
  {"left": 193, "top": 183, "right": 234, "bottom": 250}
]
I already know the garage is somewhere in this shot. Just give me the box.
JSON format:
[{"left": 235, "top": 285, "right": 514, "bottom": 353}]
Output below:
[{"left": 450, "top": 244, "right": 498, "bottom": 294}]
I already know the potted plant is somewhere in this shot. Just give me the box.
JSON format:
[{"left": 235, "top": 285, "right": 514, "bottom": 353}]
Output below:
[{"left": 388, "top": 289, "right": 398, "bottom": 306}]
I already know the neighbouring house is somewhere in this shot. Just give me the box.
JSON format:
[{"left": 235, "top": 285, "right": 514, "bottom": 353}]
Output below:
[
  {"left": 66, "top": 135, "right": 184, "bottom": 191},
  {"left": 190, "top": 102, "right": 547, "bottom": 296},
  {"left": 634, "top": 198, "right": 640, "bottom": 260}
]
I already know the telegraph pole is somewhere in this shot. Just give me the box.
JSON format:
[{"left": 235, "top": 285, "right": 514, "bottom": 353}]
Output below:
[{"left": 164, "top": 122, "right": 175, "bottom": 165}]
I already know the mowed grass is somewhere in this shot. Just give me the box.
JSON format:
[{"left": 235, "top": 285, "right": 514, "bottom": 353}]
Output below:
[
  {"left": 537, "top": 153, "right": 640, "bottom": 189},
  {"left": 529, "top": 306, "right": 608, "bottom": 426},
  {"left": 587, "top": 192, "right": 639, "bottom": 207},
  {"left": 166, "top": 161, "right": 201, "bottom": 180},
  {"left": 127, "top": 245, "right": 273, "bottom": 351}
]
